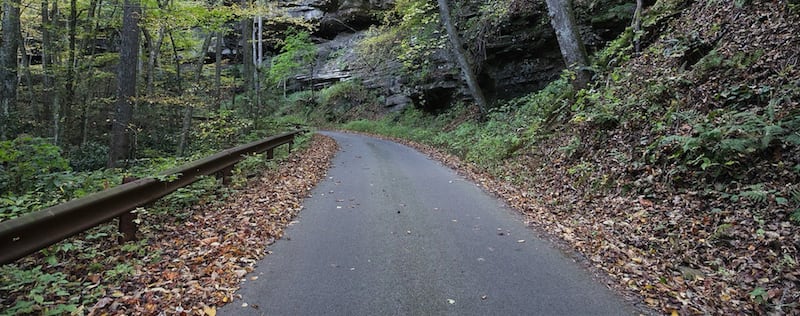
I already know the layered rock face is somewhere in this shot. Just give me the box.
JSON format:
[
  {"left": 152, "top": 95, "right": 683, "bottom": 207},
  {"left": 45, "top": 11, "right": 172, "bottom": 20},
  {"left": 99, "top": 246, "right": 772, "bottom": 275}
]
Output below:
[{"left": 276, "top": 0, "right": 632, "bottom": 112}]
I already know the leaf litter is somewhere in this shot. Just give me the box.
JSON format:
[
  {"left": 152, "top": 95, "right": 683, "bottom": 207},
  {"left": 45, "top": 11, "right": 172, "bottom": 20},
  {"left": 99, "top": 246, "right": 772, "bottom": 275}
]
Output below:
[
  {"left": 1, "top": 135, "right": 337, "bottom": 315},
  {"left": 351, "top": 124, "right": 799, "bottom": 315}
]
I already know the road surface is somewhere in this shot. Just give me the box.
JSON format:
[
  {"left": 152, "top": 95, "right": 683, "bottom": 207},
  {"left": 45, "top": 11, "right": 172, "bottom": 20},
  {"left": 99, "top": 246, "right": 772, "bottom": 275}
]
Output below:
[{"left": 220, "top": 131, "right": 637, "bottom": 315}]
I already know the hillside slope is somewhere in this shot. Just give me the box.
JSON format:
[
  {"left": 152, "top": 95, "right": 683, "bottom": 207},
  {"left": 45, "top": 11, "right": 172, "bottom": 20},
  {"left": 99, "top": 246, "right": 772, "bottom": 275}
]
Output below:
[
  {"left": 497, "top": 1, "right": 800, "bottom": 314},
  {"left": 342, "top": 0, "right": 800, "bottom": 314}
]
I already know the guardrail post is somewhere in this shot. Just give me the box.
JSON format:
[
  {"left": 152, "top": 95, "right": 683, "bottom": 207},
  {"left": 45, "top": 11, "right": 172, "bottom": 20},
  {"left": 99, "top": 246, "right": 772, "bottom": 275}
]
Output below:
[
  {"left": 266, "top": 148, "right": 274, "bottom": 160},
  {"left": 118, "top": 177, "right": 138, "bottom": 243},
  {"left": 216, "top": 166, "right": 233, "bottom": 185},
  {"left": 288, "top": 140, "right": 294, "bottom": 153}
]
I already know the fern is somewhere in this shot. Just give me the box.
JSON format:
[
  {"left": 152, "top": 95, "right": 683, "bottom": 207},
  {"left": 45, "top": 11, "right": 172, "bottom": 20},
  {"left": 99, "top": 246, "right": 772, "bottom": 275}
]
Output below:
[
  {"left": 788, "top": 184, "right": 800, "bottom": 204},
  {"left": 740, "top": 184, "right": 769, "bottom": 204},
  {"left": 762, "top": 125, "right": 785, "bottom": 148},
  {"left": 657, "top": 106, "right": 795, "bottom": 178},
  {"left": 784, "top": 132, "right": 800, "bottom": 146},
  {"left": 791, "top": 209, "right": 800, "bottom": 224}
]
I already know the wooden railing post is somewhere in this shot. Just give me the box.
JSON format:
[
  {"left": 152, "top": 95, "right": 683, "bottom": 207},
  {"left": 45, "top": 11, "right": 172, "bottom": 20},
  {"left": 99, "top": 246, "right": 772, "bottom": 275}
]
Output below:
[
  {"left": 266, "top": 148, "right": 274, "bottom": 160},
  {"left": 118, "top": 177, "right": 138, "bottom": 243}
]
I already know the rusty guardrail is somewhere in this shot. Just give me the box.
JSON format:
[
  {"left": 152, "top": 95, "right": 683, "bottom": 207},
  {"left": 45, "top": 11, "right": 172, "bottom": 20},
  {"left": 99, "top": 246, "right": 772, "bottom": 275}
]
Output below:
[{"left": 0, "top": 130, "right": 304, "bottom": 265}]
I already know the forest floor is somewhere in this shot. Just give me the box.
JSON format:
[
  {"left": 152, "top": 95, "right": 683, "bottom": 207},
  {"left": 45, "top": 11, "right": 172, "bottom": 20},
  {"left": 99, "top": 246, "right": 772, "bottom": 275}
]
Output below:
[
  {"left": 1, "top": 135, "right": 338, "bottom": 315},
  {"left": 99, "top": 134, "right": 338, "bottom": 315}
]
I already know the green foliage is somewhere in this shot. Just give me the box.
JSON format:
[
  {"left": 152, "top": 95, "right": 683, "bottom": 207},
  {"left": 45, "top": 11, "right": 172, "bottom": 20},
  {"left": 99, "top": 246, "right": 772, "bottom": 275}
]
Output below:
[
  {"left": 356, "top": 26, "right": 402, "bottom": 71},
  {"left": 158, "top": 176, "right": 218, "bottom": 214},
  {"left": 192, "top": 110, "right": 252, "bottom": 153},
  {"left": 0, "top": 136, "right": 70, "bottom": 194},
  {"left": 104, "top": 263, "right": 135, "bottom": 283},
  {"left": 559, "top": 136, "right": 583, "bottom": 158},
  {"left": 342, "top": 77, "right": 577, "bottom": 170},
  {"left": 693, "top": 49, "right": 724, "bottom": 75},
  {"left": 749, "top": 287, "right": 768, "bottom": 305},
  {"left": 391, "top": 0, "right": 447, "bottom": 84},
  {"left": 571, "top": 87, "right": 622, "bottom": 130},
  {"left": 738, "top": 184, "right": 770, "bottom": 204},
  {"left": 591, "top": 3, "right": 637, "bottom": 24},
  {"left": 791, "top": 209, "right": 800, "bottom": 224},
  {"left": 316, "top": 80, "right": 381, "bottom": 122},
  {"left": 657, "top": 106, "right": 798, "bottom": 178},
  {"left": 68, "top": 142, "right": 109, "bottom": 171},
  {"left": 595, "top": 28, "right": 634, "bottom": 71},
  {"left": 715, "top": 84, "right": 772, "bottom": 108},
  {"left": 0, "top": 264, "right": 99, "bottom": 315},
  {"left": 267, "top": 29, "right": 316, "bottom": 87}
]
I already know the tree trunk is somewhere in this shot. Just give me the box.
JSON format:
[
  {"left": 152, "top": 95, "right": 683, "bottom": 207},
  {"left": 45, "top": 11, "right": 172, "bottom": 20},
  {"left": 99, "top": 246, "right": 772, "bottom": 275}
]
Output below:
[
  {"left": 108, "top": 0, "right": 140, "bottom": 168},
  {"left": 144, "top": 26, "right": 165, "bottom": 96},
  {"left": 63, "top": 0, "right": 78, "bottom": 144},
  {"left": 544, "top": 0, "right": 590, "bottom": 89},
  {"left": 41, "top": 0, "right": 55, "bottom": 135},
  {"left": 253, "top": 16, "right": 262, "bottom": 121},
  {"left": 193, "top": 32, "right": 212, "bottom": 83},
  {"left": 436, "top": 0, "right": 488, "bottom": 119},
  {"left": 177, "top": 106, "right": 192, "bottom": 156},
  {"left": 178, "top": 31, "right": 215, "bottom": 156},
  {"left": 632, "top": 0, "right": 643, "bottom": 53},
  {"left": 20, "top": 33, "right": 35, "bottom": 108},
  {"left": 42, "top": 0, "right": 63, "bottom": 144},
  {"left": 168, "top": 31, "right": 183, "bottom": 93},
  {"left": 241, "top": 11, "right": 255, "bottom": 114},
  {"left": 1, "top": 0, "right": 21, "bottom": 140},
  {"left": 214, "top": 31, "right": 223, "bottom": 110}
]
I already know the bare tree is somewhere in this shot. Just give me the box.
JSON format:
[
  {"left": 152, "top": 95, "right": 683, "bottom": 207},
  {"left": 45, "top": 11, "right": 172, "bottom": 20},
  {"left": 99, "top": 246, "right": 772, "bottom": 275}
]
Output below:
[
  {"left": 41, "top": 0, "right": 62, "bottom": 143},
  {"left": 214, "top": 31, "right": 223, "bottom": 110},
  {"left": 436, "top": 0, "right": 488, "bottom": 119},
  {"left": 240, "top": 2, "right": 254, "bottom": 116},
  {"left": 544, "top": 0, "right": 590, "bottom": 89},
  {"left": 108, "top": 0, "right": 141, "bottom": 167},
  {"left": 1, "top": 0, "right": 21, "bottom": 140}
]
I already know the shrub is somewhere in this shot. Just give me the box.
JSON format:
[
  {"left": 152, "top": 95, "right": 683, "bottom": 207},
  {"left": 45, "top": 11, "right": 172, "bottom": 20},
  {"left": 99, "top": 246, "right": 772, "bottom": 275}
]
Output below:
[
  {"left": 0, "top": 137, "right": 70, "bottom": 194},
  {"left": 68, "top": 142, "right": 109, "bottom": 171}
]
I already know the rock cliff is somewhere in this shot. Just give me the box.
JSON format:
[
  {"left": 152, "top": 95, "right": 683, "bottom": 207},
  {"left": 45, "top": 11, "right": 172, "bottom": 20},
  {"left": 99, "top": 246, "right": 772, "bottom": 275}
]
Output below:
[{"left": 274, "top": 0, "right": 635, "bottom": 112}]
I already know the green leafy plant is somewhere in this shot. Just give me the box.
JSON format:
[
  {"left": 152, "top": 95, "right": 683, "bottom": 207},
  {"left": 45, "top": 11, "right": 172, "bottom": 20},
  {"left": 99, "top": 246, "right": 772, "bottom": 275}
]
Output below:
[
  {"left": 749, "top": 287, "right": 768, "bottom": 305},
  {"left": 658, "top": 106, "right": 793, "bottom": 178},
  {"left": 68, "top": 142, "right": 110, "bottom": 171},
  {"left": 267, "top": 28, "right": 316, "bottom": 90},
  {"left": 738, "top": 184, "right": 770, "bottom": 204},
  {"left": 0, "top": 136, "right": 70, "bottom": 194},
  {"left": 559, "top": 136, "right": 583, "bottom": 159}
]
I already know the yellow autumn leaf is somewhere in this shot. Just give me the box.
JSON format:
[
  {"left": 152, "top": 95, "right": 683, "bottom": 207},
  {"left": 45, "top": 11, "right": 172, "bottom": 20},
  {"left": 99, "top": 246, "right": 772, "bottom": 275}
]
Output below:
[{"left": 203, "top": 306, "right": 216, "bottom": 316}]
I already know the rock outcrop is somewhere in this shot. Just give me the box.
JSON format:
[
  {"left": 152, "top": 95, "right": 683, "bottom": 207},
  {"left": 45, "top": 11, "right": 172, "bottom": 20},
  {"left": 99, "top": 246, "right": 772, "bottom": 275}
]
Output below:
[{"left": 275, "top": 0, "right": 635, "bottom": 113}]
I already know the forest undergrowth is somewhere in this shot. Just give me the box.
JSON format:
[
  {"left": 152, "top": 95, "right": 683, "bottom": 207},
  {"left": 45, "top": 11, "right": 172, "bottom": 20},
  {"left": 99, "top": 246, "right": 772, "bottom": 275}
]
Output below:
[{"left": 1, "top": 134, "right": 336, "bottom": 315}]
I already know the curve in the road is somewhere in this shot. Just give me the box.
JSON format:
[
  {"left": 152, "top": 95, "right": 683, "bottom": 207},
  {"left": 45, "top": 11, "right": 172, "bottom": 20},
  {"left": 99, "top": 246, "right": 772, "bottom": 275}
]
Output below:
[{"left": 220, "top": 131, "right": 638, "bottom": 316}]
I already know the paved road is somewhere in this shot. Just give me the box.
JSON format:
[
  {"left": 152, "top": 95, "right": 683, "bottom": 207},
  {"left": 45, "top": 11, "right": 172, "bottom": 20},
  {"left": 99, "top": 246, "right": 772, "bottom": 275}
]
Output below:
[{"left": 220, "top": 132, "right": 636, "bottom": 315}]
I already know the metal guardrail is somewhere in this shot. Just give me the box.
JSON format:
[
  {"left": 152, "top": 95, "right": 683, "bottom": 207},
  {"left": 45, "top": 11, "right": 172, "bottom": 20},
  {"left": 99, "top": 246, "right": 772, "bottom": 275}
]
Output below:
[{"left": 0, "top": 130, "right": 304, "bottom": 265}]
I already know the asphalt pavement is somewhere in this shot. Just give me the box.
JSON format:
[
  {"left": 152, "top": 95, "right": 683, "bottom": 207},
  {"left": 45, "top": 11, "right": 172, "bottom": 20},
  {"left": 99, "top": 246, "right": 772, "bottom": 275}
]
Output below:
[{"left": 219, "top": 131, "right": 637, "bottom": 315}]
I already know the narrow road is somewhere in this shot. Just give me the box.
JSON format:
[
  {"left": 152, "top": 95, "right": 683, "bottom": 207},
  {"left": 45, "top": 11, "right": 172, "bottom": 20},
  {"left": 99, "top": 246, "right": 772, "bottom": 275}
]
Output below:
[{"left": 220, "top": 132, "right": 636, "bottom": 315}]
